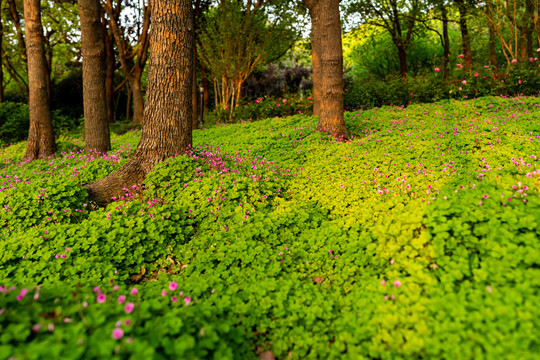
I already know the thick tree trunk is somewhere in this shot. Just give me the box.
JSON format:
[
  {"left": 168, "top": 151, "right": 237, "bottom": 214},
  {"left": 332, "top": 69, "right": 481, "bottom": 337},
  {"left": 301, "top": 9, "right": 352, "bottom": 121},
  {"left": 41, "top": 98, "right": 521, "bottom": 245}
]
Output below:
[
  {"left": 456, "top": 0, "right": 473, "bottom": 69},
  {"left": 397, "top": 44, "right": 408, "bottom": 79},
  {"left": 79, "top": 0, "right": 111, "bottom": 154},
  {"left": 23, "top": 0, "right": 55, "bottom": 159},
  {"left": 441, "top": 5, "right": 450, "bottom": 80},
  {"left": 304, "top": 0, "right": 347, "bottom": 138},
  {"left": 86, "top": 0, "right": 193, "bottom": 205}
]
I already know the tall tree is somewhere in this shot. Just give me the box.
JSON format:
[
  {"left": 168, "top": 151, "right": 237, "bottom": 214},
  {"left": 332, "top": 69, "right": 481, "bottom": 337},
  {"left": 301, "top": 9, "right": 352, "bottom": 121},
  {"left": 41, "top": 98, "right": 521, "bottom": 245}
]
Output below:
[
  {"left": 87, "top": 0, "right": 193, "bottom": 204},
  {"left": 348, "top": 0, "right": 422, "bottom": 79},
  {"left": 455, "top": 0, "right": 473, "bottom": 69},
  {"left": 303, "top": 0, "right": 347, "bottom": 138},
  {"left": 79, "top": 0, "right": 111, "bottom": 153},
  {"left": 102, "top": 0, "right": 151, "bottom": 125},
  {"left": 23, "top": 0, "right": 56, "bottom": 159}
]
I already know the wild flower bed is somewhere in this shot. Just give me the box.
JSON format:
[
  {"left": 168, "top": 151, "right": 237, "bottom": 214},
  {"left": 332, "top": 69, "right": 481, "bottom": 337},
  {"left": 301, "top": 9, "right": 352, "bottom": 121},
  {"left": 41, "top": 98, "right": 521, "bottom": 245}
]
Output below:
[{"left": 0, "top": 96, "right": 539, "bottom": 359}]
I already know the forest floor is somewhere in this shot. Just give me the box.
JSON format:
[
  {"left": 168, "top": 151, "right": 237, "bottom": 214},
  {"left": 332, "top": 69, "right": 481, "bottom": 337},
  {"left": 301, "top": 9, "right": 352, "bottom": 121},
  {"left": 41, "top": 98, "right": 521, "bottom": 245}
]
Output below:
[{"left": 1, "top": 96, "right": 539, "bottom": 359}]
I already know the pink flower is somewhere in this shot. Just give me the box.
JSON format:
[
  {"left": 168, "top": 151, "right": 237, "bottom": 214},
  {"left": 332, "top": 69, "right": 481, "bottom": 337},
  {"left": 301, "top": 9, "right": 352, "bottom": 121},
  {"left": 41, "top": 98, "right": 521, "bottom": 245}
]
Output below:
[
  {"left": 112, "top": 328, "right": 124, "bottom": 340},
  {"left": 380, "top": 280, "right": 386, "bottom": 286},
  {"left": 16, "top": 288, "right": 28, "bottom": 301},
  {"left": 511, "top": 59, "right": 518, "bottom": 63},
  {"left": 518, "top": 80, "right": 522, "bottom": 84},
  {"left": 169, "top": 281, "right": 178, "bottom": 291},
  {"left": 130, "top": 287, "right": 138, "bottom": 296},
  {"left": 434, "top": 68, "right": 440, "bottom": 72},
  {"left": 171, "top": 296, "right": 178, "bottom": 303},
  {"left": 276, "top": 104, "right": 280, "bottom": 107},
  {"left": 394, "top": 280, "right": 402, "bottom": 287},
  {"left": 124, "top": 302, "right": 134, "bottom": 314},
  {"left": 97, "top": 293, "right": 106, "bottom": 303},
  {"left": 483, "top": 194, "right": 488, "bottom": 199},
  {"left": 462, "top": 80, "right": 467, "bottom": 85},
  {"left": 117, "top": 295, "right": 126, "bottom": 304},
  {"left": 458, "top": 54, "right": 464, "bottom": 58},
  {"left": 161, "top": 290, "right": 167, "bottom": 297},
  {"left": 530, "top": 57, "right": 534, "bottom": 62},
  {"left": 474, "top": 72, "right": 478, "bottom": 77},
  {"left": 282, "top": 99, "right": 287, "bottom": 103},
  {"left": 184, "top": 297, "right": 192, "bottom": 306}
]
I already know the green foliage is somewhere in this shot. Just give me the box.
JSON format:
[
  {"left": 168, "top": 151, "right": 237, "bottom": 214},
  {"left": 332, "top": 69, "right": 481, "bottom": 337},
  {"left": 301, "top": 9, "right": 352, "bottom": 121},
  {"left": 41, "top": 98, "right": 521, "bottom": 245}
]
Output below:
[
  {"left": 1, "top": 97, "right": 539, "bottom": 358},
  {"left": 206, "top": 94, "right": 313, "bottom": 124},
  {"left": 0, "top": 103, "right": 30, "bottom": 144}
]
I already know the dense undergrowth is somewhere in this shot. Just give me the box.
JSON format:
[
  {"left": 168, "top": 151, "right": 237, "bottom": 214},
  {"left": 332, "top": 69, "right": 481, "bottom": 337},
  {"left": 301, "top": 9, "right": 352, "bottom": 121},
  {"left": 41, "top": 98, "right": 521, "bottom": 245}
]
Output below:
[{"left": 1, "top": 96, "right": 539, "bottom": 359}]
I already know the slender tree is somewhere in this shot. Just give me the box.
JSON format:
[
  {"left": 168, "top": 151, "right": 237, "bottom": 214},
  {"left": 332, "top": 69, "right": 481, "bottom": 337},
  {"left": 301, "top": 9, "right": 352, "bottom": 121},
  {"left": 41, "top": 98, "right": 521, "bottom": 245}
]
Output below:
[
  {"left": 23, "top": 0, "right": 56, "bottom": 159},
  {"left": 79, "top": 0, "right": 111, "bottom": 153},
  {"left": 455, "top": 0, "right": 473, "bottom": 69},
  {"left": 86, "top": 0, "right": 193, "bottom": 204},
  {"left": 102, "top": 0, "right": 151, "bottom": 125},
  {"left": 303, "top": 0, "right": 347, "bottom": 138},
  {"left": 348, "top": 0, "right": 422, "bottom": 79}
]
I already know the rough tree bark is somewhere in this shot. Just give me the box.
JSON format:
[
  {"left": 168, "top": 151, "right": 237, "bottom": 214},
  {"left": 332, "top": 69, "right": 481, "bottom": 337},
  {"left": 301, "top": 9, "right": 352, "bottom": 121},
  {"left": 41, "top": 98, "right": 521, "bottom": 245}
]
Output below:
[
  {"left": 23, "top": 0, "right": 56, "bottom": 159},
  {"left": 456, "top": 0, "right": 473, "bottom": 69},
  {"left": 303, "top": 0, "right": 347, "bottom": 138},
  {"left": 79, "top": 0, "right": 111, "bottom": 153},
  {"left": 86, "top": 0, "right": 193, "bottom": 205}
]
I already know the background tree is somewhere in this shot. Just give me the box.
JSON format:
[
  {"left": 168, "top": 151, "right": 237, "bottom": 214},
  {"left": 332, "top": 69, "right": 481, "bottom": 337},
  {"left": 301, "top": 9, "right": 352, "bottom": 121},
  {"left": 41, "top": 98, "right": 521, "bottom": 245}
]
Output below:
[
  {"left": 198, "top": 0, "right": 297, "bottom": 113},
  {"left": 23, "top": 0, "right": 55, "bottom": 159},
  {"left": 79, "top": 0, "right": 111, "bottom": 153},
  {"left": 102, "top": 0, "right": 151, "bottom": 125},
  {"left": 303, "top": 0, "right": 347, "bottom": 137},
  {"left": 347, "top": 0, "right": 423, "bottom": 79},
  {"left": 87, "top": 0, "right": 193, "bottom": 204}
]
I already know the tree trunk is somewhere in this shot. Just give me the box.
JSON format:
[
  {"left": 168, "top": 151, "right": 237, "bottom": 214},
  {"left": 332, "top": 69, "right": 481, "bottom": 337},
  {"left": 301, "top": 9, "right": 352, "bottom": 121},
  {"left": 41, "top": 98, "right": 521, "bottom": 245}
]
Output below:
[
  {"left": 79, "top": 0, "right": 111, "bottom": 154},
  {"left": 304, "top": 0, "right": 347, "bottom": 138},
  {"left": 23, "top": 0, "right": 55, "bottom": 160},
  {"left": 397, "top": 44, "right": 408, "bottom": 79},
  {"left": 456, "top": 0, "right": 473, "bottom": 69},
  {"left": 86, "top": 0, "right": 193, "bottom": 205},
  {"left": 525, "top": 0, "right": 534, "bottom": 58},
  {"left": 488, "top": 26, "right": 498, "bottom": 68},
  {"left": 441, "top": 5, "right": 450, "bottom": 80}
]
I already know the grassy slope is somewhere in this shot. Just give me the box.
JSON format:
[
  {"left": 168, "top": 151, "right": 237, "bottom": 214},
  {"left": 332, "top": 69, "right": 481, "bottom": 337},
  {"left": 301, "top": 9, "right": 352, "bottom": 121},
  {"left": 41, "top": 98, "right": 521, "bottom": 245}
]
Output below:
[{"left": 0, "top": 97, "right": 539, "bottom": 359}]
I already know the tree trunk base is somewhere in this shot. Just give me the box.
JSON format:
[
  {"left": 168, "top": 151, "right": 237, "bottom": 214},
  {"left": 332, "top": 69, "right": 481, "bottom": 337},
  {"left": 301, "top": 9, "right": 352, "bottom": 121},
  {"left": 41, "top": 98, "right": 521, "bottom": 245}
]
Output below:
[{"left": 85, "top": 154, "right": 158, "bottom": 205}]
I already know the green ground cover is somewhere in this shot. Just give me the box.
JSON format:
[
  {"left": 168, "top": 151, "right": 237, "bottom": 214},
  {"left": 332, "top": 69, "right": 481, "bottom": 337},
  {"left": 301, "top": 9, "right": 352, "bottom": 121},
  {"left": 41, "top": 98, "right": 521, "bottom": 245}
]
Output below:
[{"left": 0, "top": 96, "right": 539, "bottom": 359}]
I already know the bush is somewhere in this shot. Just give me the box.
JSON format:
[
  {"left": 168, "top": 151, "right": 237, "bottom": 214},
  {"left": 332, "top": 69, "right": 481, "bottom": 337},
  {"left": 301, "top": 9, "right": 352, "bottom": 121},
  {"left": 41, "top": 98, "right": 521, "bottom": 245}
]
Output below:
[
  {"left": 205, "top": 94, "right": 313, "bottom": 124},
  {"left": 0, "top": 102, "right": 29, "bottom": 144}
]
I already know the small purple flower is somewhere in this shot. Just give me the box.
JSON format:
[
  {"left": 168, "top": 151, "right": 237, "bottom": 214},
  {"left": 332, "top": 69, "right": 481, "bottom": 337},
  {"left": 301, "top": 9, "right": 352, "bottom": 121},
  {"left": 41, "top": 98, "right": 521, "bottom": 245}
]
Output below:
[
  {"left": 130, "top": 288, "right": 138, "bottom": 296},
  {"left": 169, "top": 281, "right": 178, "bottom": 291},
  {"left": 118, "top": 295, "right": 126, "bottom": 304},
  {"left": 184, "top": 297, "right": 192, "bottom": 306}
]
